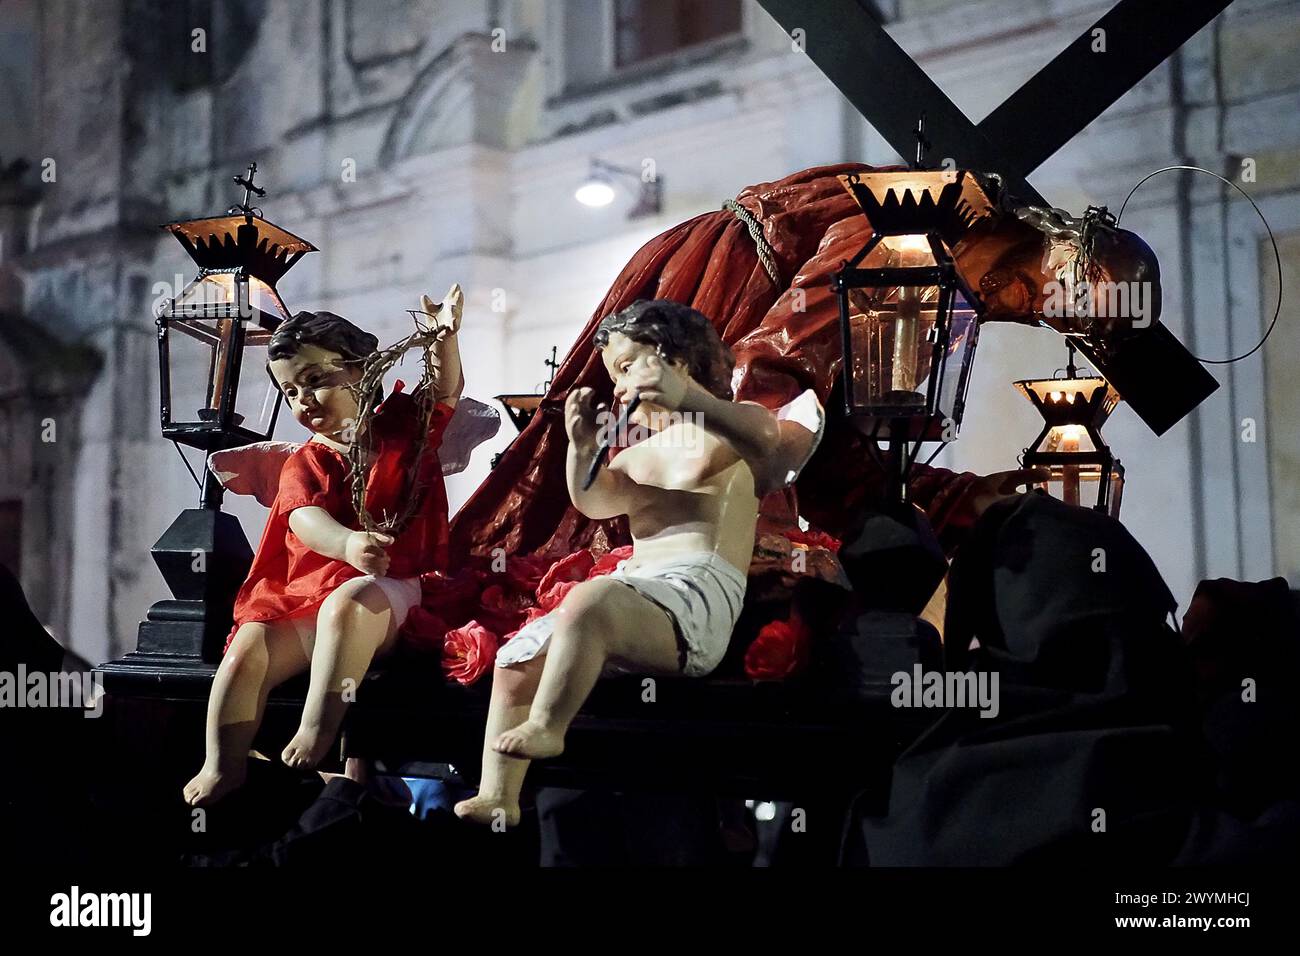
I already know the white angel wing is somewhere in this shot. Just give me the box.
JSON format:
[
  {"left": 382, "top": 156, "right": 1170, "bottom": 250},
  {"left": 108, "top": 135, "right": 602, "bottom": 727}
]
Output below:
[
  {"left": 439, "top": 396, "right": 501, "bottom": 475},
  {"left": 207, "top": 441, "right": 304, "bottom": 507}
]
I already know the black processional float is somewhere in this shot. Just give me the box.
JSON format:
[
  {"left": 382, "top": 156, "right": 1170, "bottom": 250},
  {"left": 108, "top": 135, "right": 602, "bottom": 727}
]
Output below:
[
  {"left": 105, "top": 164, "right": 317, "bottom": 675},
  {"left": 831, "top": 126, "right": 998, "bottom": 505}
]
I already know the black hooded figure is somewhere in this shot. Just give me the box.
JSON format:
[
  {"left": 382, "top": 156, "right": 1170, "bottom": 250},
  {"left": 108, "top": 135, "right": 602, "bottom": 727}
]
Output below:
[{"left": 852, "top": 491, "right": 1206, "bottom": 865}]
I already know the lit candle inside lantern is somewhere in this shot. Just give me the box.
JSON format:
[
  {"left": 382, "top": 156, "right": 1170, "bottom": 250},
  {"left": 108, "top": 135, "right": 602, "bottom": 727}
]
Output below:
[
  {"left": 890, "top": 234, "right": 931, "bottom": 395},
  {"left": 1013, "top": 362, "right": 1125, "bottom": 517},
  {"left": 208, "top": 318, "right": 234, "bottom": 412},
  {"left": 1060, "top": 425, "right": 1082, "bottom": 504}
]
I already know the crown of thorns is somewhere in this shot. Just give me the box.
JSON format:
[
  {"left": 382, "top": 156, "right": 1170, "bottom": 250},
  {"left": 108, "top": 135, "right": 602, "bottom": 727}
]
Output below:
[{"left": 345, "top": 306, "right": 454, "bottom": 535}]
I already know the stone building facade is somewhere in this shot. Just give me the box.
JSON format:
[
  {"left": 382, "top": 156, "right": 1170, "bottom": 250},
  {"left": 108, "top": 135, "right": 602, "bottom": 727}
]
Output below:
[{"left": 0, "top": 0, "right": 1297, "bottom": 664}]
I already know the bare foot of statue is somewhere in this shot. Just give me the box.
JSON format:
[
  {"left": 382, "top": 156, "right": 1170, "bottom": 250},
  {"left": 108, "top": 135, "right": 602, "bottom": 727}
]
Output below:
[
  {"left": 182, "top": 762, "right": 246, "bottom": 807},
  {"left": 453, "top": 794, "right": 522, "bottom": 828},
  {"left": 280, "top": 724, "right": 334, "bottom": 769},
  {"left": 491, "top": 720, "right": 564, "bottom": 760}
]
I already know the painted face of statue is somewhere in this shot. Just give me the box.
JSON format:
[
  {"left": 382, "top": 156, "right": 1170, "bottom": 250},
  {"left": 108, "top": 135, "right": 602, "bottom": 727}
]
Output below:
[
  {"left": 599, "top": 330, "right": 689, "bottom": 431},
  {"left": 269, "top": 343, "right": 364, "bottom": 442}
]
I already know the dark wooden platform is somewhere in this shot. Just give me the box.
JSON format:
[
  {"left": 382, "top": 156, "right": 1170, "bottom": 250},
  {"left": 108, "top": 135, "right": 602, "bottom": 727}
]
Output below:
[
  {"left": 90, "top": 611, "right": 951, "bottom": 864},
  {"left": 96, "top": 655, "right": 934, "bottom": 805}
]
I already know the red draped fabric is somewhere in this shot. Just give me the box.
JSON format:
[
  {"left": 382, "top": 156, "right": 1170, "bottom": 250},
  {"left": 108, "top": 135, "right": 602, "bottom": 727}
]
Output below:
[{"left": 449, "top": 163, "right": 981, "bottom": 567}]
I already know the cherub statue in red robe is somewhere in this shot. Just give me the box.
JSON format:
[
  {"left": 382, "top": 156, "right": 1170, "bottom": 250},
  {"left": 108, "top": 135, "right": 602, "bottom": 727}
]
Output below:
[{"left": 183, "top": 288, "right": 465, "bottom": 807}]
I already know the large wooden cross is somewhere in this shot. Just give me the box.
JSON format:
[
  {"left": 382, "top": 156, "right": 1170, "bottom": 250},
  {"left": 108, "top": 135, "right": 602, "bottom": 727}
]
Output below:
[{"left": 757, "top": 0, "right": 1229, "bottom": 432}]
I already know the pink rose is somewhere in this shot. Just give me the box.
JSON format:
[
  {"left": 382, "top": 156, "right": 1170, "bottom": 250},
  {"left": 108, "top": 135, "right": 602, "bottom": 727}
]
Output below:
[{"left": 441, "top": 620, "right": 499, "bottom": 686}]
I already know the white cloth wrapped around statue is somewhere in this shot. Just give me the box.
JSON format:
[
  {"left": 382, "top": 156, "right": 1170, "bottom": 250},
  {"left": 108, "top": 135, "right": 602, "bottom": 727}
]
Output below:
[{"left": 496, "top": 550, "right": 750, "bottom": 677}]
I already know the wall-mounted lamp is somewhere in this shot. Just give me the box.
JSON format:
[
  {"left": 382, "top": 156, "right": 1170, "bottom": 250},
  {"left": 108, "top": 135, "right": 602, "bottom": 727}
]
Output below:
[{"left": 575, "top": 159, "right": 662, "bottom": 218}]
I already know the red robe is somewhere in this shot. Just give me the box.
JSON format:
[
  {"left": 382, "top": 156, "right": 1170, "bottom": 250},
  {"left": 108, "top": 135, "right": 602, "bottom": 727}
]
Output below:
[{"left": 225, "top": 384, "right": 453, "bottom": 651}]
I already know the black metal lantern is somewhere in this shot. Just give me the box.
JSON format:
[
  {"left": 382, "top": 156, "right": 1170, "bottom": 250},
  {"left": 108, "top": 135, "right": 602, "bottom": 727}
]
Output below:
[
  {"left": 157, "top": 165, "right": 316, "bottom": 461},
  {"left": 494, "top": 394, "right": 544, "bottom": 433},
  {"left": 494, "top": 347, "right": 560, "bottom": 435},
  {"left": 1014, "top": 346, "right": 1125, "bottom": 517},
  {"left": 104, "top": 165, "right": 317, "bottom": 677},
  {"left": 832, "top": 168, "right": 996, "bottom": 501}
]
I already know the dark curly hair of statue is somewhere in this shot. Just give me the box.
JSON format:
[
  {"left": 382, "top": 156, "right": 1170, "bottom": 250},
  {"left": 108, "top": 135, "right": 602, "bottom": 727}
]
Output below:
[
  {"left": 593, "top": 299, "right": 734, "bottom": 400},
  {"left": 267, "top": 310, "right": 379, "bottom": 366}
]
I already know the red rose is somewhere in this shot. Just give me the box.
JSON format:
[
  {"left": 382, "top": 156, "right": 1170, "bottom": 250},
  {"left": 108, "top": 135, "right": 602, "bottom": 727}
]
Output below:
[
  {"left": 744, "top": 615, "right": 813, "bottom": 681},
  {"left": 589, "top": 545, "right": 635, "bottom": 577},
  {"left": 785, "top": 528, "right": 841, "bottom": 553},
  {"left": 537, "top": 577, "right": 581, "bottom": 612},
  {"left": 474, "top": 583, "right": 533, "bottom": 635},
  {"left": 441, "top": 620, "right": 499, "bottom": 686},
  {"left": 536, "top": 550, "right": 596, "bottom": 598}
]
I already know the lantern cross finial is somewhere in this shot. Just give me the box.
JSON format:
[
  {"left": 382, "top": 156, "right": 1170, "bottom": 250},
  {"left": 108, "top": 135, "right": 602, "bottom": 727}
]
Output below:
[
  {"left": 230, "top": 162, "right": 266, "bottom": 218},
  {"left": 544, "top": 345, "right": 560, "bottom": 390}
]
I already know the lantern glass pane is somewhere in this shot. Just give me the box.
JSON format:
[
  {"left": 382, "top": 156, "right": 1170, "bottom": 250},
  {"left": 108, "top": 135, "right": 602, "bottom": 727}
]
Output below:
[
  {"left": 233, "top": 337, "right": 281, "bottom": 436},
  {"left": 846, "top": 286, "right": 934, "bottom": 411},
  {"left": 1034, "top": 466, "right": 1124, "bottom": 517},
  {"left": 1037, "top": 467, "right": 1101, "bottom": 508},
  {"left": 167, "top": 318, "right": 226, "bottom": 422},
  {"left": 248, "top": 276, "right": 291, "bottom": 321},
  {"left": 847, "top": 236, "right": 929, "bottom": 412},
  {"left": 936, "top": 302, "right": 977, "bottom": 425},
  {"left": 172, "top": 274, "right": 239, "bottom": 318},
  {"left": 846, "top": 286, "right": 976, "bottom": 422},
  {"left": 169, "top": 273, "right": 290, "bottom": 324}
]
